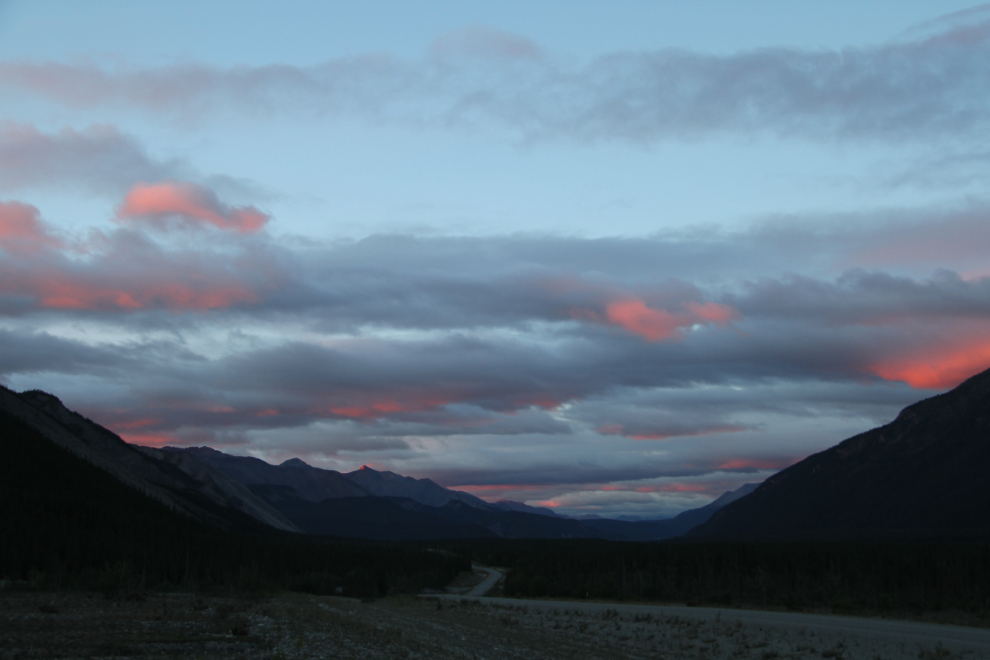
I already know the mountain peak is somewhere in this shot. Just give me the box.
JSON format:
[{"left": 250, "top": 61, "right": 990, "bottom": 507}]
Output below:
[
  {"left": 18, "top": 389, "right": 63, "bottom": 406},
  {"left": 280, "top": 458, "right": 312, "bottom": 469}
]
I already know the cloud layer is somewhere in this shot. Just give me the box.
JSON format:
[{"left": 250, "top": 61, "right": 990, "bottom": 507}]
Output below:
[
  {"left": 1, "top": 187, "right": 984, "bottom": 514},
  {"left": 3, "top": 15, "right": 990, "bottom": 144}
]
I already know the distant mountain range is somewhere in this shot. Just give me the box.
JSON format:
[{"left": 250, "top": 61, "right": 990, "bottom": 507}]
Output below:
[
  {"left": 690, "top": 367, "right": 990, "bottom": 540},
  {"left": 0, "top": 385, "right": 751, "bottom": 541},
  {"left": 160, "top": 445, "right": 756, "bottom": 541},
  {"left": 7, "top": 363, "right": 987, "bottom": 543}
]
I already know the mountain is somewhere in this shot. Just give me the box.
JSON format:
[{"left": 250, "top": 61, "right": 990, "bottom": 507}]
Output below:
[
  {"left": 691, "top": 368, "right": 990, "bottom": 540},
  {"left": 170, "top": 447, "right": 369, "bottom": 501},
  {"left": 247, "top": 486, "right": 496, "bottom": 540},
  {"left": 245, "top": 483, "right": 611, "bottom": 540},
  {"left": 137, "top": 446, "right": 301, "bottom": 532},
  {"left": 0, "top": 399, "right": 470, "bottom": 595},
  {"left": 0, "top": 404, "right": 238, "bottom": 587},
  {"left": 176, "top": 447, "right": 758, "bottom": 540},
  {"left": 577, "top": 483, "right": 760, "bottom": 541},
  {"left": 395, "top": 499, "right": 608, "bottom": 539},
  {"left": 662, "top": 483, "right": 759, "bottom": 533},
  {"left": 491, "top": 500, "right": 566, "bottom": 518},
  {"left": 0, "top": 387, "right": 291, "bottom": 532},
  {"left": 344, "top": 465, "right": 494, "bottom": 509},
  {"left": 0, "top": 383, "right": 768, "bottom": 542}
]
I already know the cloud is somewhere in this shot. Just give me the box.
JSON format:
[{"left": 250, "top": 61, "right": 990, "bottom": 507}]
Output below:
[
  {"left": 0, "top": 200, "right": 62, "bottom": 254},
  {"left": 733, "top": 269, "right": 990, "bottom": 326},
  {"left": 7, "top": 197, "right": 990, "bottom": 394},
  {"left": 21, "top": 278, "right": 260, "bottom": 312},
  {"left": 599, "top": 299, "right": 738, "bottom": 342},
  {"left": 0, "top": 122, "right": 183, "bottom": 195},
  {"left": 116, "top": 181, "right": 269, "bottom": 232},
  {"left": 430, "top": 25, "right": 543, "bottom": 61},
  {"left": 866, "top": 331, "right": 990, "bottom": 389},
  {"left": 0, "top": 327, "right": 127, "bottom": 376},
  {"left": 3, "top": 12, "right": 990, "bottom": 143},
  {"left": 0, "top": 196, "right": 274, "bottom": 313},
  {"left": 430, "top": 26, "right": 543, "bottom": 61},
  {"left": 597, "top": 422, "right": 748, "bottom": 441}
]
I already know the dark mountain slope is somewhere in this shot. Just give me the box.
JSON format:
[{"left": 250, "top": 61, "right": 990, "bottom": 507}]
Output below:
[
  {"left": 491, "top": 500, "right": 565, "bottom": 517},
  {"left": 691, "top": 368, "right": 990, "bottom": 540},
  {"left": 409, "top": 500, "right": 608, "bottom": 539},
  {"left": 137, "top": 446, "right": 302, "bottom": 532},
  {"left": 248, "top": 486, "right": 496, "bottom": 540},
  {"left": 345, "top": 465, "right": 494, "bottom": 509},
  {"left": 0, "top": 387, "right": 286, "bottom": 531},
  {"left": 168, "top": 447, "right": 370, "bottom": 501},
  {"left": 0, "top": 408, "right": 468, "bottom": 594},
  {"left": 0, "top": 407, "right": 257, "bottom": 585}
]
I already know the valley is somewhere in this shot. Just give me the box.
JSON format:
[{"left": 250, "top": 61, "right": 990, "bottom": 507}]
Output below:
[{"left": 3, "top": 370, "right": 990, "bottom": 656}]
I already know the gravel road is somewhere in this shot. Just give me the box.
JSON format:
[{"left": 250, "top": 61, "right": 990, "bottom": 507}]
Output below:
[
  {"left": 3, "top": 588, "right": 988, "bottom": 659},
  {"left": 464, "top": 565, "right": 503, "bottom": 597},
  {"left": 433, "top": 592, "right": 990, "bottom": 657}
]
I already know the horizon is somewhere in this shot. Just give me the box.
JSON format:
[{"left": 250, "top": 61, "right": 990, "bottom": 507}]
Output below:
[{"left": 2, "top": 1, "right": 989, "bottom": 518}]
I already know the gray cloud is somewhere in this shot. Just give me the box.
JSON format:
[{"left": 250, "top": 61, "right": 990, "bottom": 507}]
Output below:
[
  {"left": 0, "top": 122, "right": 268, "bottom": 201},
  {"left": 0, "top": 123, "right": 184, "bottom": 195},
  {"left": 734, "top": 269, "right": 990, "bottom": 325},
  {"left": 3, "top": 15, "right": 989, "bottom": 143},
  {"left": 0, "top": 328, "right": 126, "bottom": 376}
]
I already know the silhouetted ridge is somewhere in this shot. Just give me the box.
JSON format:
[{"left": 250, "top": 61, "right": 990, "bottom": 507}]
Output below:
[
  {"left": 0, "top": 402, "right": 470, "bottom": 595},
  {"left": 691, "top": 367, "right": 990, "bottom": 540}
]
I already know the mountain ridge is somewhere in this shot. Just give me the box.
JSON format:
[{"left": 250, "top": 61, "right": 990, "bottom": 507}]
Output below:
[
  {"left": 1, "top": 383, "right": 765, "bottom": 541},
  {"left": 690, "top": 368, "right": 990, "bottom": 540},
  {"left": 0, "top": 387, "right": 283, "bottom": 532}
]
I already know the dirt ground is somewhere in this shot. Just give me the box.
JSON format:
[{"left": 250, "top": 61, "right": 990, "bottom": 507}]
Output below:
[{"left": 1, "top": 589, "right": 985, "bottom": 660}]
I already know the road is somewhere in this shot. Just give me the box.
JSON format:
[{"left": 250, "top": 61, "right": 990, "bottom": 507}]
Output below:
[
  {"left": 432, "top": 591, "right": 990, "bottom": 654},
  {"left": 464, "top": 564, "right": 503, "bottom": 596}
]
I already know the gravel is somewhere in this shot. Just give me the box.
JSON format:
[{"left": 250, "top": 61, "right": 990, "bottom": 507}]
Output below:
[{"left": 1, "top": 590, "right": 985, "bottom": 659}]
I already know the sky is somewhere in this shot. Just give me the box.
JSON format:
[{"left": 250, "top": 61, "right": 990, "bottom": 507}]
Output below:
[{"left": 2, "top": 1, "right": 990, "bottom": 518}]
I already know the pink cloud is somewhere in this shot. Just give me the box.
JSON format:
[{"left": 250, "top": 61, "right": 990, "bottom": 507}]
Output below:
[
  {"left": 601, "top": 298, "right": 739, "bottom": 342},
  {"left": 0, "top": 198, "right": 271, "bottom": 313},
  {"left": 19, "top": 277, "right": 259, "bottom": 312},
  {"left": 867, "top": 337, "right": 990, "bottom": 389},
  {"left": 714, "top": 458, "right": 791, "bottom": 471},
  {"left": 312, "top": 392, "right": 453, "bottom": 420},
  {"left": 0, "top": 201, "right": 62, "bottom": 254},
  {"left": 116, "top": 181, "right": 268, "bottom": 233},
  {"left": 111, "top": 418, "right": 163, "bottom": 431},
  {"left": 687, "top": 301, "right": 737, "bottom": 323},
  {"left": 121, "top": 433, "right": 176, "bottom": 448},
  {"left": 307, "top": 388, "right": 570, "bottom": 422}
]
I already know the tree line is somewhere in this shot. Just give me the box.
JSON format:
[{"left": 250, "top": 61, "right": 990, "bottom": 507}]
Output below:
[{"left": 445, "top": 538, "right": 990, "bottom": 617}]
